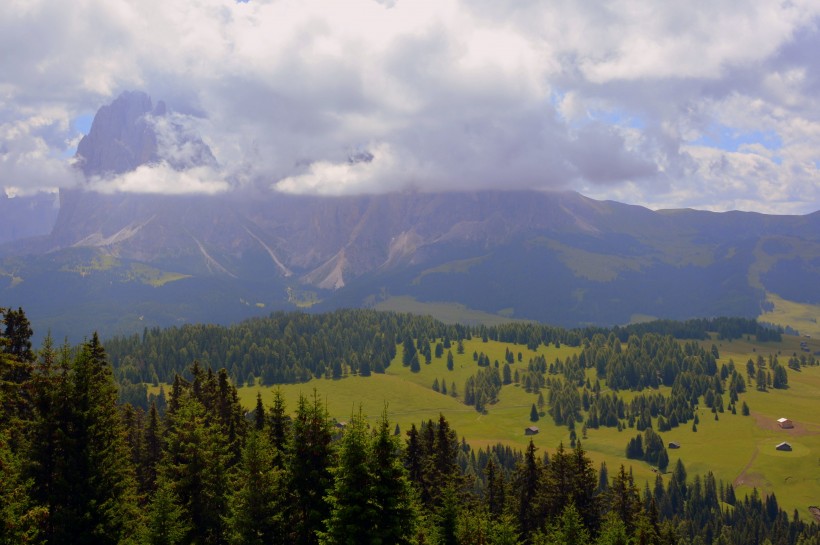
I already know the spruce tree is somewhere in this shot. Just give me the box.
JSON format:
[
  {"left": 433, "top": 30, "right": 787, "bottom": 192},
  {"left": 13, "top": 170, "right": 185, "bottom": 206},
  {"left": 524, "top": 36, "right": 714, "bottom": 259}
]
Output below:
[
  {"left": 512, "top": 440, "right": 544, "bottom": 535},
  {"left": 141, "top": 400, "right": 163, "bottom": 495},
  {"left": 32, "top": 333, "right": 140, "bottom": 544},
  {"left": 25, "top": 336, "right": 71, "bottom": 542},
  {"left": 141, "top": 480, "right": 190, "bottom": 545},
  {"left": 288, "top": 391, "right": 334, "bottom": 545},
  {"left": 607, "top": 465, "right": 641, "bottom": 534},
  {"left": 0, "top": 425, "right": 43, "bottom": 544},
  {"left": 55, "top": 333, "right": 140, "bottom": 544},
  {"left": 0, "top": 307, "right": 35, "bottom": 425},
  {"left": 368, "top": 410, "right": 418, "bottom": 544},
  {"left": 537, "top": 502, "right": 590, "bottom": 545},
  {"left": 485, "top": 458, "right": 506, "bottom": 519},
  {"left": 160, "top": 392, "right": 230, "bottom": 545},
  {"left": 595, "top": 511, "right": 630, "bottom": 545},
  {"left": 267, "top": 387, "right": 290, "bottom": 467},
  {"left": 319, "top": 412, "right": 373, "bottom": 545},
  {"left": 254, "top": 392, "right": 266, "bottom": 431},
  {"left": 225, "top": 430, "right": 286, "bottom": 544}
]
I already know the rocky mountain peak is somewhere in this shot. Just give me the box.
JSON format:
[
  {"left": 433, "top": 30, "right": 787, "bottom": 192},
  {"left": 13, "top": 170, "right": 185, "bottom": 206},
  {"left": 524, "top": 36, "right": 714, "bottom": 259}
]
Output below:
[{"left": 75, "top": 91, "right": 161, "bottom": 177}]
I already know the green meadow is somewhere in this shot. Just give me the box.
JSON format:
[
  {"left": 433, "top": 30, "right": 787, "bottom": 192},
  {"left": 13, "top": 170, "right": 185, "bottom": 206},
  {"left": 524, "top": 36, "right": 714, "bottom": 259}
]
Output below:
[{"left": 229, "top": 335, "right": 820, "bottom": 516}]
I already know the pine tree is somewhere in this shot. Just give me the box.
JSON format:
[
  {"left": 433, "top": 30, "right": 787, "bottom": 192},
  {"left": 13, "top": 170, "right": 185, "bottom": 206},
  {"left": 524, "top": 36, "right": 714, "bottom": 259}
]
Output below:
[
  {"left": 141, "top": 399, "right": 163, "bottom": 496},
  {"left": 160, "top": 392, "right": 230, "bottom": 545},
  {"left": 1, "top": 307, "right": 34, "bottom": 364},
  {"left": 530, "top": 403, "right": 540, "bottom": 422},
  {"left": 0, "top": 425, "right": 44, "bottom": 544},
  {"left": 537, "top": 502, "right": 590, "bottom": 545},
  {"left": 570, "top": 440, "right": 601, "bottom": 532},
  {"left": 435, "top": 483, "right": 461, "bottom": 545},
  {"left": 53, "top": 333, "right": 141, "bottom": 544},
  {"left": 366, "top": 411, "right": 418, "bottom": 544},
  {"left": 485, "top": 458, "right": 506, "bottom": 519},
  {"left": 402, "top": 337, "right": 417, "bottom": 367},
  {"left": 319, "top": 412, "right": 373, "bottom": 545},
  {"left": 595, "top": 511, "right": 630, "bottom": 545},
  {"left": 512, "top": 440, "right": 544, "bottom": 535},
  {"left": 225, "top": 430, "right": 286, "bottom": 544},
  {"left": 597, "top": 461, "right": 609, "bottom": 494},
  {"left": 288, "top": 391, "right": 335, "bottom": 545},
  {"left": 0, "top": 307, "right": 35, "bottom": 425},
  {"left": 607, "top": 465, "right": 641, "bottom": 534},
  {"left": 267, "top": 387, "right": 290, "bottom": 467},
  {"left": 141, "top": 480, "right": 190, "bottom": 545},
  {"left": 254, "top": 392, "right": 266, "bottom": 431},
  {"left": 25, "top": 336, "right": 70, "bottom": 542}
]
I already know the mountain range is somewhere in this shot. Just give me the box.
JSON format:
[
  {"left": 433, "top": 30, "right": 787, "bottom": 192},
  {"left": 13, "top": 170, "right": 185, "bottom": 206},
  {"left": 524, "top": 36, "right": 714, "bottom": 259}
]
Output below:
[{"left": 2, "top": 91, "right": 819, "bottom": 342}]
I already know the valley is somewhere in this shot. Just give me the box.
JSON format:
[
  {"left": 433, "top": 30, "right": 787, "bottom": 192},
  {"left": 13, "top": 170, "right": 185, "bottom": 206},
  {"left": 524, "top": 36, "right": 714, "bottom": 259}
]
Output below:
[{"left": 228, "top": 333, "right": 820, "bottom": 516}]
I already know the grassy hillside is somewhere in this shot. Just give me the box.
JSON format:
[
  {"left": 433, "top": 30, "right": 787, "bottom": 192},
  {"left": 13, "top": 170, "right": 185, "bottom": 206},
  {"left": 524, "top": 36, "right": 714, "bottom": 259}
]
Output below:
[{"left": 230, "top": 334, "right": 820, "bottom": 517}]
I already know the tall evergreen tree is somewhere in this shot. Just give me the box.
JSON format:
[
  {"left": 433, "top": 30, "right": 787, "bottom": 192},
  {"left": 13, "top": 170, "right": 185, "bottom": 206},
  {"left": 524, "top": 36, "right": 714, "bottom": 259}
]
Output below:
[
  {"left": 0, "top": 424, "right": 44, "bottom": 544},
  {"left": 141, "top": 400, "right": 163, "bottom": 496},
  {"left": 368, "top": 410, "right": 418, "bottom": 544},
  {"left": 485, "top": 458, "right": 506, "bottom": 520},
  {"left": 160, "top": 392, "right": 230, "bottom": 545},
  {"left": 535, "top": 502, "right": 590, "bottom": 545},
  {"left": 319, "top": 411, "right": 373, "bottom": 545},
  {"left": 141, "top": 480, "right": 190, "bottom": 545},
  {"left": 254, "top": 392, "right": 266, "bottom": 431},
  {"left": 267, "top": 387, "right": 290, "bottom": 467},
  {"left": 607, "top": 465, "right": 641, "bottom": 535},
  {"left": 288, "top": 391, "right": 335, "bottom": 545},
  {"left": 225, "top": 430, "right": 286, "bottom": 544},
  {"left": 512, "top": 440, "right": 544, "bottom": 536},
  {"left": 0, "top": 307, "right": 35, "bottom": 426},
  {"left": 54, "top": 333, "right": 141, "bottom": 544},
  {"left": 1, "top": 307, "right": 34, "bottom": 364}
]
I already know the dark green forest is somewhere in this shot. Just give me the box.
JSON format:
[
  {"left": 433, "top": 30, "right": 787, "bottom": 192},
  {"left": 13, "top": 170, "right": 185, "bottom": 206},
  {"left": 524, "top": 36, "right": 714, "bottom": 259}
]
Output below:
[{"left": 2, "top": 306, "right": 818, "bottom": 544}]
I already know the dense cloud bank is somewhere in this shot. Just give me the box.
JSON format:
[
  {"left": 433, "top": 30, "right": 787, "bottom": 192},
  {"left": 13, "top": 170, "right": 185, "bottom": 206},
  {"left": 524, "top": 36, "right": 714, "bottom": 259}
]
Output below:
[{"left": 2, "top": 0, "right": 820, "bottom": 213}]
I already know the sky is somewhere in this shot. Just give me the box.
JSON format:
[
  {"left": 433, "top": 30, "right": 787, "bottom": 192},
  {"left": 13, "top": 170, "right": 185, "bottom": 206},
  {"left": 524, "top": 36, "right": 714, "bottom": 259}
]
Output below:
[{"left": 2, "top": 0, "right": 820, "bottom": 214}]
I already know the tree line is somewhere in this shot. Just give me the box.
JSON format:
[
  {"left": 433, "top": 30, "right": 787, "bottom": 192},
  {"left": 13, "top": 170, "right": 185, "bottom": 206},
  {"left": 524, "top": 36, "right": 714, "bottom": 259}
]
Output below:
[
  {"left": 3, "top": 306, "right": 820, "bottom": 544},
  {"left": 103, "top": 311, "right": 786, "bottom": 390}
]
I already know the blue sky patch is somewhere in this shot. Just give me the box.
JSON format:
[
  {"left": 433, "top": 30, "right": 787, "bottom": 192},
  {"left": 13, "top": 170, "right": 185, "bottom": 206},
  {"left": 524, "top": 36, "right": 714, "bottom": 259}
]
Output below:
[
  {"left": 692, "top": 125, "right": 782, "bottom": 152},
  {"left": 73, "top": 113, "right": 94, "bottom": 136}
]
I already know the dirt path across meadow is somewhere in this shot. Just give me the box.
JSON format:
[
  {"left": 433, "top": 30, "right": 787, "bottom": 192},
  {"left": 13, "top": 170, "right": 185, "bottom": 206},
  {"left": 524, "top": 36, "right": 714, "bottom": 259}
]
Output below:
[{"left": 733, "top": 446, "right": 761, "bottom": 489}]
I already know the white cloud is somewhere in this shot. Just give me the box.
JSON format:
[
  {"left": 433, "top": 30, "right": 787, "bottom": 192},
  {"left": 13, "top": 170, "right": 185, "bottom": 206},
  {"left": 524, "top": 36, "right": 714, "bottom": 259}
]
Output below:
[
  {"left": 1, "top": 0, "right": 820, "bottom": 212},
  {"left": 87, "top": 163, "right": 229, "bottom": 195},
  {"left": 0, "top": 108, "right": 83, "bottom": 194}
]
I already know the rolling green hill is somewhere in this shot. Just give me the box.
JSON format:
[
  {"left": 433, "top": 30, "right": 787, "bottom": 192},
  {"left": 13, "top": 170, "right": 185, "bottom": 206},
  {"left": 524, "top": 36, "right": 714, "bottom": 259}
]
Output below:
[{"left": 128, "top": 311, "right": 820, "bottom": 516}]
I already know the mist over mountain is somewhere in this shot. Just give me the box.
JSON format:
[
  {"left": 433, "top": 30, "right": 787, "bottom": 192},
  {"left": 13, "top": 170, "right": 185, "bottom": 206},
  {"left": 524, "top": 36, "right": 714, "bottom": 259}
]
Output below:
[{"left": 2, "top": 91, "right": 819, "bottom": 342}]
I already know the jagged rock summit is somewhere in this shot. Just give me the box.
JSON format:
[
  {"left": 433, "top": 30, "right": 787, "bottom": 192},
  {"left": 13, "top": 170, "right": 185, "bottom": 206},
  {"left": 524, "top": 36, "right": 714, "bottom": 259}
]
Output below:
[{"left": 75, "top": 91, "right": 165, "bottom": 177}]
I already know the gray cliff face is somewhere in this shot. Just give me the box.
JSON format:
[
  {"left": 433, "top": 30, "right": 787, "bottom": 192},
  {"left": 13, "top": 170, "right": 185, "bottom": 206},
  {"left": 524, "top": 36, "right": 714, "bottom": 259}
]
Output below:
[{"left": 75, "top": 91, "right": 163, "bottom": 177}]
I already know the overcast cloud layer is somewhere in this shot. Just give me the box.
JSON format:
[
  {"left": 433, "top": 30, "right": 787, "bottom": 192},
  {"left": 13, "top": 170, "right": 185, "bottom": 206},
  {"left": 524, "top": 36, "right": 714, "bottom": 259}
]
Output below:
[{"left": 2, "top": 0, "right": 820, "bottom": 214}]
